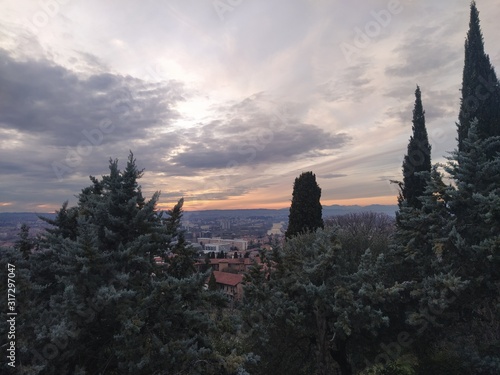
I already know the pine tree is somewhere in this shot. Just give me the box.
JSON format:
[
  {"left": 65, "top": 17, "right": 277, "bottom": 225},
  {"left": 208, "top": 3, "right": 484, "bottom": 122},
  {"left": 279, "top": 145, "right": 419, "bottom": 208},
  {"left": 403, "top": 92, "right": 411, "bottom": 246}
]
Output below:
[
  {"left": 39, "top": 200, "right": 79, "bottom": 241},
  {"left": 434, "top": 121, "right": 500, "bottom": 373},
  {"left": 285, "top": 171, "right": 324, "bottom": 238},
  {"left": 0, "top": 241, "right": 32, "bottom": 374},
  {"left": 457, "top": 1, "right": 500, "bottom": 152},
  {"left": 399, "top": 85, "right": 432, "bottom": 210},
  {"left": 18, "top": 152, "right": 245, "bottom": 374},
  {"left": 446, "top": 121, "right": 500, "bottom": 284},
  {"left": 15, "top": 223, "right": 33, "bottom": 259},
  {"left": 164, "top": 198, "right": 197, "bottom": 278}
]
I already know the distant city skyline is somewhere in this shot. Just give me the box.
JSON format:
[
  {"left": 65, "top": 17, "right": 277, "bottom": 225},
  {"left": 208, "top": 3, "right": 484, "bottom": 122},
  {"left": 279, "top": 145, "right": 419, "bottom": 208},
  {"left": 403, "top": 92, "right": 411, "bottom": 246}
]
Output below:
[{"left": 1, "top": 1, "right": 499, "bottom": 212}]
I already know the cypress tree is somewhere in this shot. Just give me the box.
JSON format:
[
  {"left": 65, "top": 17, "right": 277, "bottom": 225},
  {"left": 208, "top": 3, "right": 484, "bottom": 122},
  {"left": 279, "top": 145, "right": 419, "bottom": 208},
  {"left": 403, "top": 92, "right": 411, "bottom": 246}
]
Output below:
[
  {"left": 394, "top": 86, "right": 432, "bottom": 275},
  {"left": 457, "top": 1, "right": 500, "bottom": 152},
  {"left": 451, "top": 1, "right": 500, "bottom": 288},
  {"left": 285, "top": 171, "right": 324, "bottom": 238},
  {"left": 399, "top": 85, "right": 431, "bottom": 210}
]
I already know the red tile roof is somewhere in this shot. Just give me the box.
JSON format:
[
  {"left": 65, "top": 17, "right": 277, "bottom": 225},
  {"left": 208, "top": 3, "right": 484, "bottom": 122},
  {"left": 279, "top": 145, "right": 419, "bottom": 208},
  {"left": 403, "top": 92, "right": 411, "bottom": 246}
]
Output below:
[{"left": 213, "top": 271, "right": 243, "bottom": 286}]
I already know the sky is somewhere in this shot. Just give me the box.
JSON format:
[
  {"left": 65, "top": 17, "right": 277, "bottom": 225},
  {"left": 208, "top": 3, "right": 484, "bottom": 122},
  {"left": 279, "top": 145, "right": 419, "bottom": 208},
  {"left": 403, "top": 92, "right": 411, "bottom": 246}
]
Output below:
[{"left": 1, "top": 0, "right": 499, "bottom": 213}]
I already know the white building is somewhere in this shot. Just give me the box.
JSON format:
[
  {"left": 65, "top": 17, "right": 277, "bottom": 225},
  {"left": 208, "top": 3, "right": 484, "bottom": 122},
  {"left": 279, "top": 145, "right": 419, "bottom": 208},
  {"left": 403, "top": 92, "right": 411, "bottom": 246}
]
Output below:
[
  {"left": 203, "top": 243, "right": 231, "bottom": 254},
  {"left": 198, "top": 237, "right": 248, "bottom": 251}
]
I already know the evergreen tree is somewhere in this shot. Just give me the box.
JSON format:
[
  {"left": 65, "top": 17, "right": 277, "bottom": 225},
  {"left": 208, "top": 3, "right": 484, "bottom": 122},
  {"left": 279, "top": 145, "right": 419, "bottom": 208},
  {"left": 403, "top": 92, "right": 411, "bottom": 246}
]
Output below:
[
  {"left": 446, "top": 121, "right": 500, "bottom": 288},
  {"left": 398, "top": 85, "right": 431, "bottom": 210},
  {"left": 422, "top": 121, "right": 500, "bottom": 374},
  {"left": 164, "top": 198, "right": 198, "bottom": 278},
  {"left": 285, "top": 171, "right": 324, "bottom": 238},
  {"left": 39, "top": 200, "right": 79, "bottom": 241},
  {"left": 243, "top": 229, "right": 412, "bottom": 375},
  {"left": 208, "top": 271, "right": 218, "bottom": 291},
  {"left": 392, "top": 85, "right": 435, "bottom": 285},
  {"left": 17, "top": 152, "right": 247, "bottom": 374},
  {"left": 457, "top": 1, "right": 500, "bottom": 152},
  {"left": 0, "top": 242, "right": 32, "bottom": 374},
  {"left": 449, "top": 9, "right": 500, "bottom": 352},
  {"left": 15, "top": 223, "right": 33, "bottom": 259}
]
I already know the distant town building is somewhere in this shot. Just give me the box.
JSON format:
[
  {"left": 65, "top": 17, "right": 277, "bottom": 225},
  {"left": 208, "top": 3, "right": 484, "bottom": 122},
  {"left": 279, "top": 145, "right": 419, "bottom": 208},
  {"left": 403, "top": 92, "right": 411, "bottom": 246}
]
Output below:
[
  {"left": 267, "top": 222, "right": 285, "bottom": 236},
  {"left": 211, "top": 271, "right": 244, "bottom": 300},
  {"left": 203, "top": 243, "right": 231, "bottom": 254},
  {"left": 195, "top": 257, "right": 261, "bottom": 274},
  {"left": 219, "top": 219, "right": 231, "bottom": 230},
  {"left": 198, "top": 237, "right": 248, "bottom": 251}
]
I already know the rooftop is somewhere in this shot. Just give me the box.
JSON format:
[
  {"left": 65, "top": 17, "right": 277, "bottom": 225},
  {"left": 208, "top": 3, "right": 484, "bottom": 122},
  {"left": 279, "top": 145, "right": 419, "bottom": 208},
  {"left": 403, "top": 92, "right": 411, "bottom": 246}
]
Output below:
[{"left": 213, "top": 271, "right": 244, "bottom": 286}]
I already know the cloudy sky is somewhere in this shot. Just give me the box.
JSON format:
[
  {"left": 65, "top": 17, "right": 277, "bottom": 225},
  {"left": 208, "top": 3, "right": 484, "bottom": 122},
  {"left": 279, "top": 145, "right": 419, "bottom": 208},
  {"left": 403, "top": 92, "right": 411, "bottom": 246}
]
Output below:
[{"left": 1, "top": 0, "right": 499, "bottom": 213}]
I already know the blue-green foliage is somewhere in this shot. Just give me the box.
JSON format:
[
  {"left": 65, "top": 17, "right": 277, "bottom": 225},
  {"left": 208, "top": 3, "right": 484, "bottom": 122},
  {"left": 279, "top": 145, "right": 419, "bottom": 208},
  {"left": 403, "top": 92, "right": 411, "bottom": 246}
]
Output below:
[
  {"left": 4, "top": 152, "right": 247, "bottom": 375},
  {"left": 243, "top": 229, "right": 411, "bottom": 374}
]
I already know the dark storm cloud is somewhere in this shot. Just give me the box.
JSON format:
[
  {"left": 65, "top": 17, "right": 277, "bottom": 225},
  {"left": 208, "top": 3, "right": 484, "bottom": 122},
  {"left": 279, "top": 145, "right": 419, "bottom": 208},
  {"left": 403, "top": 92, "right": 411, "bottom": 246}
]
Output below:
[
  {"left": 0, "top": 48, "right": 190, "bottom": 209},
  {"left": 0, "top": 48, "right": 185, "bottom": 148}
]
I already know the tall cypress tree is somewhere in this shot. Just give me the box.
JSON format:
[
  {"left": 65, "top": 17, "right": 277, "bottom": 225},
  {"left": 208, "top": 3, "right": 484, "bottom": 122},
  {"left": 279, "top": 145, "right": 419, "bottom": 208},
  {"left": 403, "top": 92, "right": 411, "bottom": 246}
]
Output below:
[
  {"left": 451, "top": 1, "right": 500, "bottom": 273},
  {"left": 457, "top": 1, "right": 500, "bottom": 152},
  {"left": 285, "top": 171, "right": 324, "bottom": 238},
  {"left": 399, "top": 85, "right": 431, "bottom": 211}
]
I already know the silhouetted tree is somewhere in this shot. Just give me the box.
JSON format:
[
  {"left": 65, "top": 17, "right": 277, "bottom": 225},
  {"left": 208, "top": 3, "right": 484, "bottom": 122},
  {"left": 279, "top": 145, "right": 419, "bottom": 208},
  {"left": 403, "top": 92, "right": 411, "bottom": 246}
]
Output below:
[
  {"left": 399, "top": 85, "right": 431, "bottom": 210},
  {"left": 457, "top": 1, "right": 500, "bottom": 152},
  {"left": 14, "top": 223, "right": 33, "bottom": 259},
  {"left": 285, "top": 171, "right": 324, "bottom": 238}
]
